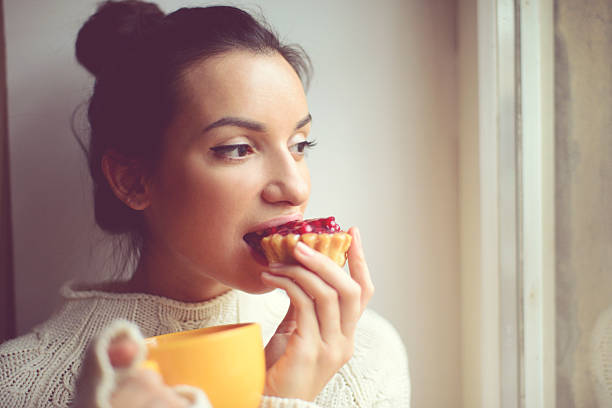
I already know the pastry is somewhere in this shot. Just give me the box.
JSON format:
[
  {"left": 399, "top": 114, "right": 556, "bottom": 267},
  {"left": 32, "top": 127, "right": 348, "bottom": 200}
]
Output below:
[{"left": 245, "top": 217, "right": 352, "bottom": 267}]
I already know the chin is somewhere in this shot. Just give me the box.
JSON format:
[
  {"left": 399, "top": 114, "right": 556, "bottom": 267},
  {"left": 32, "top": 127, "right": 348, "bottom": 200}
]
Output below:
[
  {"left": 225, "top": 255, "right": 275, "bottom": 295},
  {"left": 244, "top": 284, "right": 277, "bottom": 295},
  {"left": 232, "top": 273, "right": 276, "bottom": 295}
]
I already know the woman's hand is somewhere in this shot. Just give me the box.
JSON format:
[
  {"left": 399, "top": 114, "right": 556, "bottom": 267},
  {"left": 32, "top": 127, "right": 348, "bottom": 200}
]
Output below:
[
  {"left": 107, "top": 336, "right": 191, "bottom": 408},
  {"left": 74, "top": 320, "right": 209, "bottom": 408},
  {"left": 261, "top": 227, "right": 374, "bottom": 401}
]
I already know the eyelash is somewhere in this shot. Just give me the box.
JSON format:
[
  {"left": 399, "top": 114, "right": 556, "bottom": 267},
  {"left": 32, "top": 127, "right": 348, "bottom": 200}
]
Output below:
[
  {"left": 291, "top": 140, "right": 317, "bottom": 154},
  {"left": 210, "top": 144, "right": 254, "bottom": 159},
  {"left": 210, "top": 140, "right": 317, "bottom": 161}
]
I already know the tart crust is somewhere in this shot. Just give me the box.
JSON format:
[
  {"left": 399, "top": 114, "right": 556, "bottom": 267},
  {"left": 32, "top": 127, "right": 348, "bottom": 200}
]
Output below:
[{"left": 260, "top": 232, "right": 352, "bottom": 267}]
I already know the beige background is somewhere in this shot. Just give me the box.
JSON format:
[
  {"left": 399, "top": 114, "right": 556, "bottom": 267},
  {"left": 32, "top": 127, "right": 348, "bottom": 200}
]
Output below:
[
  {"left": 457, "top": 0, "right": 479, "bottom": 406},
  {"left": 555, "top": 0, "right": 612, "bottom": 407},
  {"left": 4, "top": 1, "right": 462, "bottom": 407}
]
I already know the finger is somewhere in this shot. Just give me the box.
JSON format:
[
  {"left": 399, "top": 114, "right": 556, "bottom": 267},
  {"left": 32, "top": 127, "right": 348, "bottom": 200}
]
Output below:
[
  {"left": 269, "top": 262, "right": 342, "bottom": 340},
  {"left": 111, "top": 368, "right": 164, "bottom": 406},
  {"left": 292, "top": 241, "right": 362, "bottom": 336},
  {"left": 173, "top": 385, "right": 212, "bottom": 408},
  {"left": 108, "top": 335, "right": 140, "bottom": 368},
  {"left": 116, "top": 368, "right": 192, "bottom": 407},
  {"left": 261, "top": 272, "right": 320, "bottom": 340},
  {"left": 147, "top": 386, "right": 192, "bottom": 408},
  {"left": 347, "top": 227, "right": 375, "bottom": 313},
  {"left": 275, "top": 303, "right": 298, "bottom": 332},
  {"left": 118, "top": 367, "right": 164, "bottom": 388},
  {"left": 113, "top": 378, "right": 191, "bottom": 408},
  {"left": 276, "top": 304, "right": 298, "bottom": 335}
]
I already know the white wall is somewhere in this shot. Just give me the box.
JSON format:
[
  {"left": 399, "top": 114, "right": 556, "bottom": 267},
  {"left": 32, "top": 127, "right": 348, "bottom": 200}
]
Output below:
[
  {"left": 5, "top": 1, "right": 460, "bottom": 406},
  {"left": 458, "top": 0, "right": 480, "bottom": 406}
]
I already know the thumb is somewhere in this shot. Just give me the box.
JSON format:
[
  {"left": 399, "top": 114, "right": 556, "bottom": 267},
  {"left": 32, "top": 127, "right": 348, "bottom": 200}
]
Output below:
[
  {"left": 74, "top": 320, "right": 146, "bottom": 407},
  {"left": 108, "top": 334, "right": 141, "bottom": 369}
]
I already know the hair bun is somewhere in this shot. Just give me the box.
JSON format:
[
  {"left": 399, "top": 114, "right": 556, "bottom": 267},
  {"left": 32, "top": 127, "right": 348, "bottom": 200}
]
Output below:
[{"left": 76, "top": 0, "right": 165, "bottom": 78}]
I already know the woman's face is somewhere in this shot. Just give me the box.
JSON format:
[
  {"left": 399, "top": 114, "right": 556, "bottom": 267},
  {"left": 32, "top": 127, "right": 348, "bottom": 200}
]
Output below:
[{"left": 142, "top": 50, "right": 311, "bottom": 296}]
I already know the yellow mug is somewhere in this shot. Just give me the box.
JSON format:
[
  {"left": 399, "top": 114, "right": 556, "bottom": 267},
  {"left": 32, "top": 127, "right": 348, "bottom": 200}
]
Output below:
[{"left": 143, "top": 322, "right": 265, "bottom": 408}]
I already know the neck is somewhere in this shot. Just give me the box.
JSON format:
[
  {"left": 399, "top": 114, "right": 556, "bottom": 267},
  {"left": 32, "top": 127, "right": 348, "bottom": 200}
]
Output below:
[{"left": 127, "top": 240, "right": 231, "bottom": 303}]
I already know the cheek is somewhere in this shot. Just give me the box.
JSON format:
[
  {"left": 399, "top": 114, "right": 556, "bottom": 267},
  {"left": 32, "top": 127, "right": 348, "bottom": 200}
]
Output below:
[
  {"left": 147, "top": 156, "right": 260, "bottom": 247},
  {"left": 300, "top": 161, "right": 312, "bottom": 202}
]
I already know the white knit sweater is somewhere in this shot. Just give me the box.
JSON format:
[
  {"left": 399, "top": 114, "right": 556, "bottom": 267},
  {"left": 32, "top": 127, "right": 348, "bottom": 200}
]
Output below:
[{"left": 0, "top": 282, "right": 410, "bottom": 407}]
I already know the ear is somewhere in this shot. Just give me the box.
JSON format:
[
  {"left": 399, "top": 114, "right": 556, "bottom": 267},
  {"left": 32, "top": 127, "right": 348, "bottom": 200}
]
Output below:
[{"left": 101, "top": 151, "right": 151, "bottom": 211}]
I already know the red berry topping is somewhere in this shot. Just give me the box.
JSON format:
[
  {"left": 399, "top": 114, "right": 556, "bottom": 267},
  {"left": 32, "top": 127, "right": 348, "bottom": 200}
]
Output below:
[{"left": 243, "top": 217, "right": 345, "bottom": 253}]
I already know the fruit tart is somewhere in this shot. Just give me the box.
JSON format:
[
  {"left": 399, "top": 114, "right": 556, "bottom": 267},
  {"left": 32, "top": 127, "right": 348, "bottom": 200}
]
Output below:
[{"left": 244, "top": 217, "right": 352, "bottom": 267}]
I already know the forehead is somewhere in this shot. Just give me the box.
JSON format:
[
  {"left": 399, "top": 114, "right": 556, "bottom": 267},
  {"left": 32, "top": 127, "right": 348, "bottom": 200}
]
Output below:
[{"left": 177, "top": 50, "right": 308, "bottom": 121}]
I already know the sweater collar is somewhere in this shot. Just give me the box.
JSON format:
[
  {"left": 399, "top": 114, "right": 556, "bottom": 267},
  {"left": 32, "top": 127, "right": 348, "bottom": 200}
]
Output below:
[
  {"left": 61, "top": 281, "right": 239, "bottom": 330},
  {"left": 59, "top": 281, "right": 289, "bottom": 344}
]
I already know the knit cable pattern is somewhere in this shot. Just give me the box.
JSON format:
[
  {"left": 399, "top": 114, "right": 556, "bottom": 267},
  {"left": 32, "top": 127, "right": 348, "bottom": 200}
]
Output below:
[{"left": 0, "top": 281, "right": 410, "bottom": 407}]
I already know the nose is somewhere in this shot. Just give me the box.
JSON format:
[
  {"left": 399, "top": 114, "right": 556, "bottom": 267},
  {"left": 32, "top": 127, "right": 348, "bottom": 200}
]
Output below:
[{"left": 261, "top": 150, "right": 310, "bottom": 207}]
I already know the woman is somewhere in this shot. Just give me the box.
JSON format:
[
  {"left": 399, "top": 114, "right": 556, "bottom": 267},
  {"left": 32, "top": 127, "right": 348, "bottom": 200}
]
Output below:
[{"left": 0, "top": 1, "right": 410, "bottom": 407}]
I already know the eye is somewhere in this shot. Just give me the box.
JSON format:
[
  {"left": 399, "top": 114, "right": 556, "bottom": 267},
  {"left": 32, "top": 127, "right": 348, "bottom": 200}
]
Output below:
[
  {"left": 210, "top": 144, "right": 255, "bottom": 159},
  {"left": 289, "top": 140, "right": 317, "bottom": 156}
]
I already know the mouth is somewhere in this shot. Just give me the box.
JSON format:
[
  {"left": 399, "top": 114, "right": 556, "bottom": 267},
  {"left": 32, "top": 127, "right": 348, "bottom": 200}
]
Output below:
[
  {"left": 243, "top": 232, "right": 265, "bottom": 255},
  {"left": 245, "top": 242, "right": 269, "bottom": 266}
]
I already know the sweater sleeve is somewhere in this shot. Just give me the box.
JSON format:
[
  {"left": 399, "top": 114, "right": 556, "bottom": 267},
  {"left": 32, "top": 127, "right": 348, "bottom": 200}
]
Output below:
[
  {"left": 311, "top": 309, "right": 411, "bottom": 407},
  {"left": 369, "top": 309, "right": 411, "bottom": 406},
  {"left": 258, "top": 309, "right": 410, "bottom": 408},
  {"left": 366, "top": 310, "right": 411, "bottom": 407}
]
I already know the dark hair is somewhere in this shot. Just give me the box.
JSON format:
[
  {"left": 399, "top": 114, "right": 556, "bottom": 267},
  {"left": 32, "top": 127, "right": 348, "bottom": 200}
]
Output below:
[{"left": 75, "top": 0, "right": 312, "bottom": 263}]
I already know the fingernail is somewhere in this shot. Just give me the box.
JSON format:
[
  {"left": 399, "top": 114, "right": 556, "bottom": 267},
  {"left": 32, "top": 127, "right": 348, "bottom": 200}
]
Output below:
[
  {"left": 296, "top": 241, "right": 314, "bottom": 256},
  {"left": 354, "top": 228, "right": 361, "bottom": 246}
]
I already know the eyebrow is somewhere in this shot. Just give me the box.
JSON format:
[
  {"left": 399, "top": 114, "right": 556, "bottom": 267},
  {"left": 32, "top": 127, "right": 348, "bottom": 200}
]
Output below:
[
  {"left": 294, "top": 113, "right": 312, "bottom": 130},
  {"left": 203, "top": 113, "right": 312, "bottom": 133}
]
